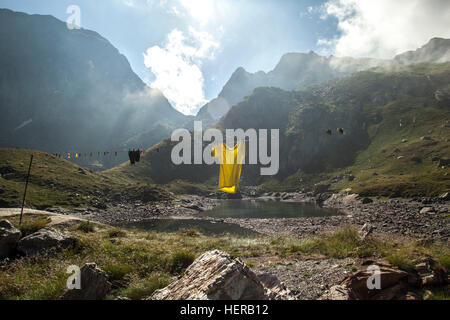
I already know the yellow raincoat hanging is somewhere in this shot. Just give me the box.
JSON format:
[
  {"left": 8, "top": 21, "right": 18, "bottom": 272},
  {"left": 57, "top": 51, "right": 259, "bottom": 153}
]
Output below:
[{"left": 211, "top": 141, "right": 246, "bottom": 194}]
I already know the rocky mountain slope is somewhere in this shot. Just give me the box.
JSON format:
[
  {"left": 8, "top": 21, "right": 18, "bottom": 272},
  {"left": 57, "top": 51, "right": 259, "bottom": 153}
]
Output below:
[
  {"left": 197, "top": 38, "right": 450, "bottom": 122},
  {"left": 0, "top": 9, "right": 189, "bottom": 170},
  {"left": 395, "top": 38, "right": 450, "bottom": 65}
]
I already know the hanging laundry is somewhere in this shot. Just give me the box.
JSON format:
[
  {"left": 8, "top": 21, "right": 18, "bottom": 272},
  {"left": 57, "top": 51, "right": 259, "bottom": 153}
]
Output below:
[
  {"left": 68, "top": 153, "right": 71, "bottom": 159},
  {"left": 136, "top": 149, "right": 141, "bottom": 162},
  {"left": 211, "top": 141, "right": 246, "bottom": 194},
  {"left": 326, "top": 129, "right": 332, "bottom": 136},
  {"left": 301, "top": 132, "right": 305, "bottom": 141},
  {"left": 128, "top": 150, "right": 135, "bottom": 165},
  {"left": 337, "top": 128, "right": 345, "bottom": 135},
  {"left": 141, "top": 150, "right": 145, "bottom": 155},
  {"left": 115, "top": 151, "right": 118, "bottom": 157}
]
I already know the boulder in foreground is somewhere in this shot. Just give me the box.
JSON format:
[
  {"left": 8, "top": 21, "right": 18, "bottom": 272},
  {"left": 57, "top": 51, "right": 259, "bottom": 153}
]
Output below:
[
  {"left": 17, "top": 227, "right": 77, "bottom": 256},
  {"left": 150, "top": 250, "right": 292, "bottom": 300},
  {"left": 320, "top": 261, "right": 409, "bottom": 300},
  {"left": 61, "top": 263, "right": 112, "bottom": 300},
  {"left": 0, "top": 220, "right": 21, "bottom": 259}
]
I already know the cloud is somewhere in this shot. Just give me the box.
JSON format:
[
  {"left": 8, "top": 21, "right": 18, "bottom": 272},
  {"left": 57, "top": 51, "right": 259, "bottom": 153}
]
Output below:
[
  {"left": 319, "top": 0, "right": 450, "bottom": 59},
  {"left": 178, "top": 0, "right": 215, "bottom": 26},
  {"left": 143, "top": 27, "right": 219, "bottom": 115}
]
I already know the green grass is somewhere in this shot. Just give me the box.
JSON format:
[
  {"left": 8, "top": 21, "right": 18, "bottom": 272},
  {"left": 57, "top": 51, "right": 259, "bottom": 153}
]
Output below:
[
  {"left": 0, "top": 221, "right": 448, "bottom": 300},
  {"left": 76, "top": 221, "right": 95, "bottom": 233},
  {"left": 165, "top": 180, "right": 215, "bottom": 196},
  {"left": 120, "top": 274, "right": 171, "bottom": 300},
  {"left": 168, "top": 250, "right": 196, "bottom": 275},
  {"left": 6, "top": 214, "right": 51, "bottom": 237},
  {"left": 429, "top": 289, "right": 450, "bottom": 300}
]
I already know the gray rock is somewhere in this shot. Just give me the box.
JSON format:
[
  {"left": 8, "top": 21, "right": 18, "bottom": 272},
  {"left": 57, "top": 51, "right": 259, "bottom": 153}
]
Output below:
[
  {"left": 150, "top": 250, "right": 292, "bottom": 300},
  {"left": 2, "top": 173, "right": 15, "bottom": 180},
  {"left": 313, "top": 183, "right": 330, "bottom": 195},
  {"left": 439, "top": 192, "right": 450, "bottom": 201},
  {"left": 257, "top": 273, "right": 294, "bottom": 300},
  {"left": 17, "top": 227, "right": 77, "bottom": 256},
  {"left": 419, "top": 207, "right": 435, "bottom": 214},
  {"left": 358, "top": 223, "right": 374, "bottom": 240},
  {"left": 321, "top": 261, "right": 408, "bottom": 300},
  {"left": 438, "top": 158, "right": 450, "bottom": 168},
  {"left": 0, "top": 220, "right": 21, "bottom": 259},
  {"left": 319, "top": 285, "right": 350, "bottom": 300},
  {"left": 61, "top": 263, "right": 111, "bottom": 300}
]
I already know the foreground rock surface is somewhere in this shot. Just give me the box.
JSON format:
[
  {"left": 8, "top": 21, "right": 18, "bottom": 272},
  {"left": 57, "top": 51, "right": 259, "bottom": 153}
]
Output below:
[
  {"left": 61, "top": 263, "right": 112, "bottom": 300},
  {"left": 0, "top": 220, "right": 21, "bottom": 259},
  {"left": 150, "top": 250, "right": 292, "bottom": 300},
  {"left": 17, "top": 227, "right": 77, "bottom": 256},
  {"left": 320, "top": 259, "right": 449, "bottom": 300}
]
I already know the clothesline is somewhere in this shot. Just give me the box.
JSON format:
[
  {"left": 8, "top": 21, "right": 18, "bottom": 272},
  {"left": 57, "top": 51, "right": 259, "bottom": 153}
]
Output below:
[{"left": 34, "top": 149, "right": 148, "bottom": 160}]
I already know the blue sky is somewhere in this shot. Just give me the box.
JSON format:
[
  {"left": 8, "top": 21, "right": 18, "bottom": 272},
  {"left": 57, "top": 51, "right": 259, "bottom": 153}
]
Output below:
[{"left": 1, "top": 0, "right": 449, "bottom": 115}]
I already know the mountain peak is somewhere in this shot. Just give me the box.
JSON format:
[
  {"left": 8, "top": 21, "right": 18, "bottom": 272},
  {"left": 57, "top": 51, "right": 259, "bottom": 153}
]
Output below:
[{"left": 394, "top": 37, "right": 450, "bottom": 64}]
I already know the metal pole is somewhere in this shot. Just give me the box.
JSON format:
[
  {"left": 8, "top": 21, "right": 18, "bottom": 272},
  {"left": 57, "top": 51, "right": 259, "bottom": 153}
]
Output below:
[{"left": 19, "top": 154, "right": 33, "bottom": 226}]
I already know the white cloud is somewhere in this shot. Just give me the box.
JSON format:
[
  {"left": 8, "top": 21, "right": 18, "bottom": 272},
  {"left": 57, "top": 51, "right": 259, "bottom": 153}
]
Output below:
[
  {"left": 178, "top": 0, "right": 215, "bottom": 26},
  {"left": 143, "top": 27, "right": 219, "bottom": 115},
  {"left": 319, "top": 0, "right": 450, "bottom": 59}
]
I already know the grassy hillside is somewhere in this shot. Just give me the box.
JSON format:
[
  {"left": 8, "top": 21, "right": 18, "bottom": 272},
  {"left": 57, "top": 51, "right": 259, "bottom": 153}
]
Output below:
[
  {"left": 261, "top": 63, "right": 450, "bottom": 196},
  {"left": 330, "top": 99, "right": 450, "bottom": 197},
  {"left": 0, "top": 148, "right": 172, "bottom": 208}
]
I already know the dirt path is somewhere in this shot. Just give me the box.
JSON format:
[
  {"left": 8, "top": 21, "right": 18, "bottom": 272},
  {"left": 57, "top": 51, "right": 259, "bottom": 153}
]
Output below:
[{"left": 0, "top": 208, "right": 89, "bottom": 226}]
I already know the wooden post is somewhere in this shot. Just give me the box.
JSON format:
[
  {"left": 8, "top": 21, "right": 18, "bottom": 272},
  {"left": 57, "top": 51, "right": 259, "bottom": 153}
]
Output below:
[{"left": 19, "top": 154, "right": 33, "bottom": 226}]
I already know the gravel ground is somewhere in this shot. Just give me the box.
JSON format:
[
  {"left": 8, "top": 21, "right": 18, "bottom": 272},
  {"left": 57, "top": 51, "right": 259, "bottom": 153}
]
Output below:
[{"left": 251, "top": 256, "right": 359, "bottom": 300}]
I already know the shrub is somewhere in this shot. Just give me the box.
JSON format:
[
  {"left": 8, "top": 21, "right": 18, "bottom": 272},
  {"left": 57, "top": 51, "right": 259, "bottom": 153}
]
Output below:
[
  {"left": 108, "top": 228, "right": 126, "bottom": 238},
  {"left": 76, "top": 221, "right": 95, "bottom": 233},
  {"left": 102, "top": 264, "right": 133, "bottom": 281},
  {"left": 168, "top": 250, "right": 196, "bottom": 274},
  {"left": 18, "top": 216, "right": 51, "bottom": 237},
  {"left": 121, "top": 274, "right": 171, "bottom": 300}
]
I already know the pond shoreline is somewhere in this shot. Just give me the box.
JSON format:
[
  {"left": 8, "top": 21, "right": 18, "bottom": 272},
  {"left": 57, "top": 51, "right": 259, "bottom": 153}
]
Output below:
[{"left": 57, "top": 192, "right": 449, "bottom": 241}]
